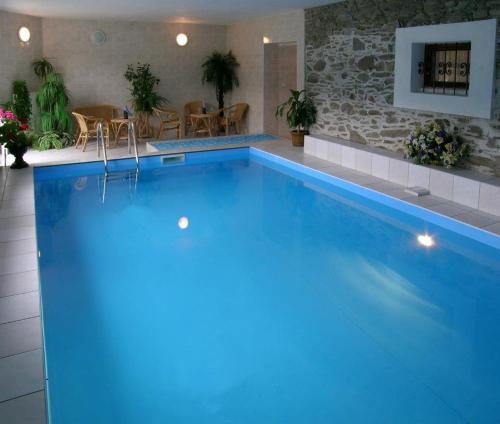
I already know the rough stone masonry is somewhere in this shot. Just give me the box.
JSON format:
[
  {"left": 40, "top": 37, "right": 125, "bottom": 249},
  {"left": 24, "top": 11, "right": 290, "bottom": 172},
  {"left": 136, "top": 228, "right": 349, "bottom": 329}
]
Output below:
[{"left": 305, "top": 0, "right": 500, "bottom": 176}]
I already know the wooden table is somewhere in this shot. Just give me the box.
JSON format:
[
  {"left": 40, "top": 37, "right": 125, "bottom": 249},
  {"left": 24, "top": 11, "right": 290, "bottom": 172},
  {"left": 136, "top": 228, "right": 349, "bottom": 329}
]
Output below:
[
  {"left": 110, "top": 117, "right": 138, "bottom": 147},
  {"left": 190, "top": 113, "right": 219, "bottom": 137}
]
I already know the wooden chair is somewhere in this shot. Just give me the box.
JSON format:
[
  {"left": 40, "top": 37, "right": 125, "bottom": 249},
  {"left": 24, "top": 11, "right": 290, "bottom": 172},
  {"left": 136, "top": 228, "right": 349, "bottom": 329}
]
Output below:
[
  {"left": 153, "top": 108, "right": 182, "bottom": 139},
  {"left": 184, "top": 101, "right": 203, "bottom": 135},
  {"left": 220, "top": 103, "right": 249, "bottom": 135},
  {"left": 72, "top": 112, "right": 110, "bottom": 152}
]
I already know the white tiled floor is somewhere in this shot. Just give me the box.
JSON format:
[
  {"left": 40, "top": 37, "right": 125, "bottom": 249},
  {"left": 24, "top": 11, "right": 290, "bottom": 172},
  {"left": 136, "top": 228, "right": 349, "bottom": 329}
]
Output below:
[{"left": 0, "top": 137, "right": 499, "bottom": 423}]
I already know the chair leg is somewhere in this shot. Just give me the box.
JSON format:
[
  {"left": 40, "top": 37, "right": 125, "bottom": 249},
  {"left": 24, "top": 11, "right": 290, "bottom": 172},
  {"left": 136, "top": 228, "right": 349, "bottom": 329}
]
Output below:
[
  {"left": 75, "top": 133, "right": 82, "bottom": 148},
  {"left": 157, "top": 123, "right": 163, "bottom": 140},
  {"left": 82, "top": 134, "right": 89, "bottom": 152},
  {"left": 235, "top": 122, "right": 240, "bottom": 135}
]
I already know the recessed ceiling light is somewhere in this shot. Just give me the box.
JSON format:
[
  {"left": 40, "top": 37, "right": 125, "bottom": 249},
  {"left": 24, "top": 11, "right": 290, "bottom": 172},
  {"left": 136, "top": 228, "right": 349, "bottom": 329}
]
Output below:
[
  {"left": 176, "top": 33, "right": 188, "bottom": 46},
  {"left": 18, "top": 26, "right": 30, "bottom": 43},
  {"left": 417, "top": 234, "right": 435, "bottom": 247}
]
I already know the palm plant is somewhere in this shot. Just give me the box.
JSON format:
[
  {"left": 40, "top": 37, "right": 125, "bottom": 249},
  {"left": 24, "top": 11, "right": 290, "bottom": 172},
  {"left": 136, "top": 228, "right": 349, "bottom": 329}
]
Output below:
[
  {"left": 202, "top": 51, "right": 239, "bottom": 114},
  {"left": 32, "top": 58, "right": 55, "bottom": 81}
]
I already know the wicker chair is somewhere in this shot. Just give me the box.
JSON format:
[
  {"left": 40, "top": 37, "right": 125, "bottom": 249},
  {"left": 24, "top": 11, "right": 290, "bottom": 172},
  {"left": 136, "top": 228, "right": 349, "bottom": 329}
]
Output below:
[
  {"left": 184, "top": 101, "right": 203, "bottom": 135},
  {"left": 220, "top": 103, "right": 248, "bottom": 135},
  {"left": 153, "top": 108, "right": 182, "bottom": 139},
  {"left": 72, "top": 112, "right": 110, "bottom": 151}
]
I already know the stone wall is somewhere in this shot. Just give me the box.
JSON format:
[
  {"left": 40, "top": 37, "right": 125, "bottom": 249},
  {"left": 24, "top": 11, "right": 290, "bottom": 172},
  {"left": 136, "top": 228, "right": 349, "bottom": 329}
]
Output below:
[{"left": 305, "top": 0, "right": 500, "bottom": 176}]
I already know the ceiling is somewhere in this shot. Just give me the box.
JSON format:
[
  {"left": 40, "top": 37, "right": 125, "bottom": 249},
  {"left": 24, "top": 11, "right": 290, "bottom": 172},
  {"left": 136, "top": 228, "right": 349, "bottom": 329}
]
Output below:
[{"left": 0, "top": 0, "right": 342, "bottom": 24}]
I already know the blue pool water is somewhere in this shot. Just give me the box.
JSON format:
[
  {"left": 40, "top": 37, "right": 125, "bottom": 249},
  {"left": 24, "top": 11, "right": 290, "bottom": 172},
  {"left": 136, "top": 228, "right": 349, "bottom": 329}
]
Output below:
[
  {"left": 35, "top": 149, "right": 500, "bottom": 424},
  {"left": 152, "top": 133, "right": 279, "bottom": 150}
]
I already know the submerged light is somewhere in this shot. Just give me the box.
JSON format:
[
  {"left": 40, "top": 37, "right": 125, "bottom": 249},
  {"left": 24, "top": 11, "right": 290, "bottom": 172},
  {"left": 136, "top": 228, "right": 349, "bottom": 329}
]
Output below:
[
  {"left": 178, "top": 216, "right": 189, "bottom": 230},
  {"left": 417, "top": 234, "right": 435, "bottom": 248}
]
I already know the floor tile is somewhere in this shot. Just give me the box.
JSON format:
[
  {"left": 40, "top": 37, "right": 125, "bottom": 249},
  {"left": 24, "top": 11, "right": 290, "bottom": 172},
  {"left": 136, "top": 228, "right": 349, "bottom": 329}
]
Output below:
[
  {"left": 0, "top": 253, "right": 38, "bottom": 276},
  {"left": 426, "top": 201, "right": 471, "bottom": 218},
  {"left": 0, "top": 350, "right": 44, "bottom": 402},
  {"left": 0, "top": 215, "right": 36, "bottom": 229},
  {"left": 0, "top": 390, "right": 46, "bottom": 424},
  {"left": 0, "top": 318, "right": 42, "bottom": 358},
  {"left": 453, "top": 210, "right": 500, "bottom": 228},
  {"left": 0, "top": 292, "right": 40, "bottom": 325},
  {"left": 0, "top": 204, "right": 35, "bottom": 219},
  {"left": 0, "top": 239, "right": 37, "bottom": 258},
  {"left": 0, "top": 271, "right": 39, "bottom": 298},
  {"left": 482, "top": 222, "right": 500, "bottom": 235},
  {"left": 0, "top": 226, "right": 36, "bottom": 243}
]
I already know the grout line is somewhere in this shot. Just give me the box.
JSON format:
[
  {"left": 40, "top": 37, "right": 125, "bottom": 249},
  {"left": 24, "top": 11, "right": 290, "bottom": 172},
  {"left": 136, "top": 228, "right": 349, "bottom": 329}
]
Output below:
[
  {"left": 0, "top": 348, "right": 41, "bottom": 361},
  {"left": 0, "top": 289, "right": 39, "bottom": 299},
  {"left": 0, "top": 314, "right": 41, "bottom": 326},
  {"left": 0, "top": 389, "right": 44, "bottom": 405}
]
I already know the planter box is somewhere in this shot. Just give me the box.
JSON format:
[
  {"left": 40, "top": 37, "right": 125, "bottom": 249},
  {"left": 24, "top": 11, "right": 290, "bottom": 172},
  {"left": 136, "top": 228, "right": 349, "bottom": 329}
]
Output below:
[{"left": 305, "top": 134, "right": 500, "bottom": 217}]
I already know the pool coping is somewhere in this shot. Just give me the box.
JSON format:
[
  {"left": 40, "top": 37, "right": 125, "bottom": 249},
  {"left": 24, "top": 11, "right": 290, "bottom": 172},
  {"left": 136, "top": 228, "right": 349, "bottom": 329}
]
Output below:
[{"left": 1, "top": 141, "right": 499, "bottom": 423}]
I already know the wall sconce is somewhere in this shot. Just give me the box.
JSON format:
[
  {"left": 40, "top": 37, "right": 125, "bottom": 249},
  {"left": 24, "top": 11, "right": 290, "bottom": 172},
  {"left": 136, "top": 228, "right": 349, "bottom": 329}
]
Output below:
[
  {"left": 263, "top": 36, "right": 271, "bottom": 44},
  {"left": 18, "top": 26, "right": 30, "bottom": 46},
  {"left": 176, "top": 33, "right": 188, "bottom": 46}
]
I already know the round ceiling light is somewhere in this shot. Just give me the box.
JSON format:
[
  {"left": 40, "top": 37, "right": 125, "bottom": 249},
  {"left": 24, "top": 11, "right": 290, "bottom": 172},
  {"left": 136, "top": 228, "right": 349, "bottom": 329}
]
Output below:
[
  {"left": 176, "top": 33, "right": 188, "bottom": 47},
  {"left": 91, "top": 30, "right": 107, "bottom": 46},
  {"left": 18, "top": 26, "right": 30, "bottom": 43}
]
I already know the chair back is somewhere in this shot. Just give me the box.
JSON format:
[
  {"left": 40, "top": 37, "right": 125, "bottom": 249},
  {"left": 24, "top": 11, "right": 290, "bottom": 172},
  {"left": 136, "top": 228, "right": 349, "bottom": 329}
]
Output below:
[
  {"left": 73, "top": 105, "right": 118, "bottom": 122},
  {"left": 184, "top": 101, "right": 203, "bottom": 116},
  {"left": 72, "top": 112, "right": 89, "bottom": 133},
  {"left": 153, "top": 107, "right": 180, "bottom": 123},
  {"left": 231, "top": 103, "right": 248, "bottom": 121}
]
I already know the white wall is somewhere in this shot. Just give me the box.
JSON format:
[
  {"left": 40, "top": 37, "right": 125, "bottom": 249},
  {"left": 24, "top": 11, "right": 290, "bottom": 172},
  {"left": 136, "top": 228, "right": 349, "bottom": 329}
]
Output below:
[
  {"left": 42, "top": 19, "right": 227, "bottom": 114},
  {"left": 227, "top": 10, "right": 305, "bottom": 133},
  {"left": 0, "top": 11, "right": 42, "bottom": 102}
]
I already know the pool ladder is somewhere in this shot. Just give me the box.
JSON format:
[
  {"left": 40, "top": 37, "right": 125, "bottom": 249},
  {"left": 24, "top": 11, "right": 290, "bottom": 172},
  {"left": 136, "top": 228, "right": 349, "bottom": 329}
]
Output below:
[
  {"left": 96, "top": 121, "right": 139, "bottom": 175},
  {"left": 96, "top": 121, "right": 140, "bottom": 203}
]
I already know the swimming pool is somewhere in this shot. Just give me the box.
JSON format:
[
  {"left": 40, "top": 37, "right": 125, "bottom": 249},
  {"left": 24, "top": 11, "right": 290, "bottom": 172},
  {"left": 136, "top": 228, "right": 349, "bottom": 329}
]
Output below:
[{"left": 35, "top": 148, "right": 500, "bottom": 423}]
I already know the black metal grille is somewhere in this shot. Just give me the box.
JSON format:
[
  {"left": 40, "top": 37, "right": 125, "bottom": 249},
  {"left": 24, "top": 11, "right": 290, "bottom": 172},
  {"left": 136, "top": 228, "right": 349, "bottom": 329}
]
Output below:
[{"left": 417, "top": 42, "right": 471, "bottom": 96}]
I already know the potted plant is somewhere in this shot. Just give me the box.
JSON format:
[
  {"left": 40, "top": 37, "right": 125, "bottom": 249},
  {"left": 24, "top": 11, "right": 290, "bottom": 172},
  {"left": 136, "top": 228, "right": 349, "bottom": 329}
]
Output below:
[
  {"left": 405, "top": 121, "right": 470, "bottom": 168},
  {"left": 33, "top": 59, "right": 73, "bottom": 149},
  {"left": 276, "top": 89, "right": 317, "bottom": 147},
  {"left": 124, "top": 63, "right": 166, "bottom": 137},
  {"left": 202, "top": 51, "right": 240, "bottom": 115},
  {"left": 0, "top": 109, "right": 32, "bottom": 169}
]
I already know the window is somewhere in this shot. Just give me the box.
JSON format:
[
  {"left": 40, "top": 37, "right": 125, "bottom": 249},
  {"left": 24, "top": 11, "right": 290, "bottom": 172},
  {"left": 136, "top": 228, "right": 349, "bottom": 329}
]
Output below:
[{"left": 418, "top": 42, "right": 471, "bottom": 96}]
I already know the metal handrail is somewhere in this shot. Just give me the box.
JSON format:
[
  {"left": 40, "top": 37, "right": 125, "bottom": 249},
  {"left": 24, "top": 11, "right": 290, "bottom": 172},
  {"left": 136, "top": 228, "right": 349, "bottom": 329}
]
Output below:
[
  {"left": 96, "top": 122, "right": 108, "bottom": 174},
  {"left": 129, "top": 121, "right": 139, "bottom": 169}
]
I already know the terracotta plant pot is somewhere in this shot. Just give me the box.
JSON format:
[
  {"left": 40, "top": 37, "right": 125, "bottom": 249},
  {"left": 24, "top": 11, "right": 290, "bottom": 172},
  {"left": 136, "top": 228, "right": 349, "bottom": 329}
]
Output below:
[{"left": 291, "top": 130, "right": 306, "bottom": 147}]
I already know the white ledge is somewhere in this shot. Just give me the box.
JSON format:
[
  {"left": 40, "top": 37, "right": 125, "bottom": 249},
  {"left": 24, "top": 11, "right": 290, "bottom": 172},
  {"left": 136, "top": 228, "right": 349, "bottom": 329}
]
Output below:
[{"left": 305, "top": 134, "right": 500, "bottom": 216}]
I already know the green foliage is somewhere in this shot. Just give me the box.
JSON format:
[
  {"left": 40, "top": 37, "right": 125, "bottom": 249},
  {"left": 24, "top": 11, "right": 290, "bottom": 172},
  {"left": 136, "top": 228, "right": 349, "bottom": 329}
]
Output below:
[
  {"left": 202, "top": 51, "right": 239, "bottom": 111},
  {"left": 275, "top": 89, "right": 317, "bottom": 132},
  {"left": 9, "top": 80, "right": 32, "bottom": 123},
  {"left": 33, "top": 131, "right": 74, "bottom": 151},
  {"left": 124, "top": 63, "right": 166, "bottom": 114},
  {"left": 36, "top": 72, "right": 72, "bottom": 134},
  {"left": 32, "top": 58, "right": 54, "bottom": 80}
]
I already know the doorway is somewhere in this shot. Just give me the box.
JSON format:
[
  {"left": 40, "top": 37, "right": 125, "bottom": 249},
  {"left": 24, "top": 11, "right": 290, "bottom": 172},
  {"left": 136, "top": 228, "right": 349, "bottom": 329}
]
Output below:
[{"left": 263, "top": 42, "right": 297, "bottom": 139}]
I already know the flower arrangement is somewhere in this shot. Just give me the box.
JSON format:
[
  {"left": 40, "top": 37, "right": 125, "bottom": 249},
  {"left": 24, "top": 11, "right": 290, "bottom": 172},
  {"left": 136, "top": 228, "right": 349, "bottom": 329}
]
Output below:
[
  {"left": 0, "top": 108, "right": 32, "bottom": 169},
  {"left": 404, "top": 121, "right": 470, "bottom": 168}
]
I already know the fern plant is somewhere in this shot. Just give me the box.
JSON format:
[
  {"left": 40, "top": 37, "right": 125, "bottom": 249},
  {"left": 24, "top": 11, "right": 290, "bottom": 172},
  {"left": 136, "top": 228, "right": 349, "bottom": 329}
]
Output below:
[
  {"left": 36, "top": 72, "right": 72, "bottom": 135},
  {"left": 4, "top": 81, "right": 32, "bottom": 124},
  {"left": 202, "top": 51, "right": 239, "bottom": 113}
]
